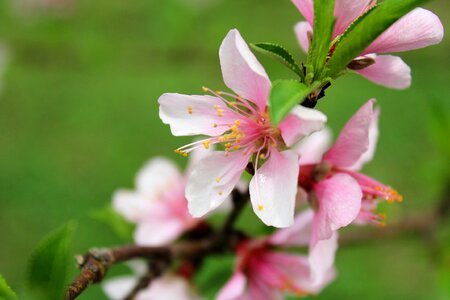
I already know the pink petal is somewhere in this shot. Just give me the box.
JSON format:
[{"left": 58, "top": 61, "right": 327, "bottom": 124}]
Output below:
[
  {"left": 135, "top": 157, "right": 182, "bottom": 196},
  {"left": 186, "top": 151, "right": 250, "bottom": 217},
  {"left": 269, "top": 209, "right": 314, "bottom": 247},
  {"left": 311, "top": 173, "right": 362, "bottom": 246},
  {"left": 291, "top": 0, "right": 314, "bottom": 25},
  {"left": 293, "top": 1, "right": 372, "bottom": 38},
  {"left": 324, "top": 99, "right": 375, "bottom": 168},
  {"left": 295, "top": 127, "right": 332, "bottom": 165},
  {"left": 294, "top": 21, "right": 312, "bottom": 53},
  {"left": 249, "top": 149, "right": 299, "bottom": 228},
  {"left": 307, "top": 233, "right": 338, "bottom": 291},
  {"left": 219, "top": 29, "right": 271, "bottom": 111},
  {"left": 159, "top": 93, "right": 238, "bottom": 136},
  {"left": 363, "top": 8, "right": 444, "bottom": 55},
  {"left": 355, "top": 55, "right": 411, "bottom": 90},
  {"left": 217, "top": 272, "right": 247, "bottom": 300},
  {"left": 348, "top": 107, "right": 380, "bottom": 171},
  {"left": 333, "top": 0, "right": 373, "bottom": 37},
  {"left": 279, "top": 105, "right": 327, "bottom": 147}
]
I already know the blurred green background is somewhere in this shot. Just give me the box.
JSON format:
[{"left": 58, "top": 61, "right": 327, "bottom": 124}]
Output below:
[{"left": 0, "top": 0, "right": 449, "bottom": 299}]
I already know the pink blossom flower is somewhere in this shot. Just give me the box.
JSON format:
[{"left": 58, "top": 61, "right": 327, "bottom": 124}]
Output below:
[
  {"left": 159, "top": 29, "right": 327, "bottom": 228},
  {"left": 297, "top": 100, "right": 403, "bottom": 245},
  {"left": 113, "top": 157, "right": 200, "bottom": 246},
  {"left": 217, "top": 210, "right": 337, "bottom": 300},
  {"left": 103, "top": 261, "right": 201, "bottom": 300},
  {"left": 292, "top": 0, "right": 444, "bottom": 89}
]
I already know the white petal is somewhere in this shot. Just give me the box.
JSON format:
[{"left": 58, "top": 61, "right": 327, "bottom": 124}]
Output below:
[
  {"left": 159, "top": 93, "right": 238, "bottom": 136},
  {"left": 136, "top": 275, "right": 201, "bottom": 300},
  {"left": 136, "top": 157, "right": 182, "bottom": 196},
  {"left": 249, "top": 149, "right": 300, "bottom": 228},
  {"left": 102, "top": 276, "right": 138, "bottom": 300},
  {"left": 112, "top": 190, "right": 152, "bottom": 223},
  {"left": 186, "top": 151, "right": 250, "bottom": 217},
  {"left": 294, "top": 127, "right": 332, "bottom": 165}
]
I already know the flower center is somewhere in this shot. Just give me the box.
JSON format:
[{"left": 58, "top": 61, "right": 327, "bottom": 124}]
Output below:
[{"left": 175, "top": 87, "right": 281, "bottom": 159}]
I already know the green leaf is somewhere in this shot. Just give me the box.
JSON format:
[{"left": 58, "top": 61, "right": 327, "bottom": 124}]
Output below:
[
  {"left": 269, "top": 80, "right": 311, "bottom": 126},
  {"left": 0, "top": 274, "right": 16, "bottom": 300},
  {"left": 251, "top": 43, "right": 304, "bottom": 79},
  {"left": 194, "top": 254, "right": 234, "bottom": 300},
  {"left": 326, "top": 0, "right": 429, "bottom": 77},
  {"left": 307, "top": 0, "right": 335, "bottom": 82},
  {"left": 90, "top": 205, "right": 134, "bottom": 241},
  {"left": 27, "top": 222, "right": 76, "bottom": 300}
]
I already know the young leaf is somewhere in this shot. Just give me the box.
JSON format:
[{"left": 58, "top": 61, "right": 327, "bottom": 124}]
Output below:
[
  {"left": 307, "top": 0, "right": 335, "bottom": 82},
  {"left": 90, "top": 205, "right": 134, "bottom": 241},
  {"left": 0, "top": 274, "right": 16, "bottom": 300},
  {"left": 269, "top": 80, "right": 311, "bottom": 126},
  {"left": 251, "top": 43, "right": 304, "bottom": 79},
  {"left": 26, "top": 222, "right": 76, "bottom": 300},
  {"left": 326, "top": 0, "right": 428, "bottom": 77}
]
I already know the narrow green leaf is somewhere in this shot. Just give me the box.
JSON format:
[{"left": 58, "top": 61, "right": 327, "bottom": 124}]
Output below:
[
  {"left": 269, "top": 80, "right": 311, "bottom": 125},
  {"left": 251, "top": 43, "right": 304, "bottom": 79},
  {"left": 90, "top": 205, "right": 134, "bottom": 241},
  {"left": 27, "top": 222, "right": 76, "bottom": 300},
  {"left": 326, "top": 0, "right": 428, "bottom": 77},
  {"left": 0, "top": 274, "right": 16, "bottom": 300},
  {"left": 307, "top": 0, "right": 335, "bottom": 82}
]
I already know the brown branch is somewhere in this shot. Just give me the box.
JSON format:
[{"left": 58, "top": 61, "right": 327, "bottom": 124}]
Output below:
[
  {"left": 123, "top": 259, "right": 169, "bottom": 300},
  {"left": 65, "top": 241, "right": 213, "bottom": 300},
  {"left": 66, "top": 188, "right": 251, "bottom": 300}
]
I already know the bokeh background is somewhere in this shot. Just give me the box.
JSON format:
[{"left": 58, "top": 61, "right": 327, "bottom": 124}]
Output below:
[{"left": 0, "top": 0, "right": 449, "bottom": 299}]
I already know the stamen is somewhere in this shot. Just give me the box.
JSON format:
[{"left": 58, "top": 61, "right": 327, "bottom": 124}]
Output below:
[
  {"left": 258, "top": 205, "right": 264, "bottom": 211},
  {"left": 187, "top": 106, "right": 193, "bottom": 114},
  {"left": 215, "top": 177, "right": 221, "bottom": 183},
  {"left": 202, "top": 140, "right": 210, "bottom": 149}
]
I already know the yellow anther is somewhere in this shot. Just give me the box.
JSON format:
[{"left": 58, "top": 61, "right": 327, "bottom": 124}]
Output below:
[
  {"left": 187, "top": 106, "right": 193, "bottom": 114},
  {"left": 258, "top": 205, "right": 264, "bottom": 211},
  {"left": 216, "top": 91, "right": 222, "bottom": 95},
  {"left": 234, "top": 145, "right": 240, "bottom": 150},
  {"left": 235, "top": 120, "right": 241, "bottom": 126},
  {"left": 213, "top": 123, "right": 218, "bottom": 128},
  {"left": 231, "top": 125, "right": 238, "bottom": 133},
  {"left": 259, "top": 153, "right": 266, "bottom": 160},
  {"left": 215, "top": 177, "right": 221, "bottom": 183},
  {"left": 202, "top": 140, "right": 210, "bottom": 149},
  {"left": 218, "top": 191, "right": 223, "bottom": 196},
  {"left": 202, "top": 86, "right": 208, "bottom": 92},
  {"left": 218, "top": 136, "right": 225, "bottom": 142},
  {"left": 229, "top": 102, "right": 236, "bottom": 107},
  {"left": 213, "top": 105, "right": 220, "bottom": 109},
  {"left": 183, "top": 152, "right": 188, "bottom": 157},
  {"left": 225, "top": 143, "right": 232, "bottom": 148}
]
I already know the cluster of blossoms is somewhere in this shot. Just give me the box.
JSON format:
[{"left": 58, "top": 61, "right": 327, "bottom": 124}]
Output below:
[{"left": 104, "top": 0, "right": 443, "bottom": 299}]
